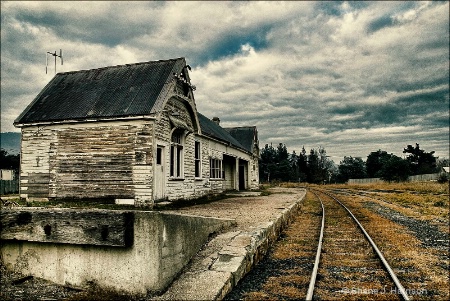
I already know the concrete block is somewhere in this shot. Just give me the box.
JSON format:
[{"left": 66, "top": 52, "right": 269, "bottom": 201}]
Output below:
[
  {"left": 210, "top": 254, "right": 247, "bottom": 286},
  {"left": 153, "top": 270, "right": 232, "bottom": 301},
  {"left": 1, "top": 209, "right": 234, "bottom": 296},
  {"left": 219, "top": 245, "right": 247, "bottom": 257}
]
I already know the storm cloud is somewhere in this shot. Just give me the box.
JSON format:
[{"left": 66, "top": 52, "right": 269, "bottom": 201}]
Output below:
[{"left": 1, "top": 1, "right": 448, "bottom": 162}]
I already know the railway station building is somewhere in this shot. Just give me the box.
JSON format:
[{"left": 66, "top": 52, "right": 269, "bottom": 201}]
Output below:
[{"left": 14, "top": 57, "right": 260, "bottom": 206}]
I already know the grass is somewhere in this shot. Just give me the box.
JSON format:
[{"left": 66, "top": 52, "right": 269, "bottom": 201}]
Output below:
[
  {"left": 239, "top": 191, "right": 322, "bottom": 300},
  {"left": 338, "top": 193, "right": 449, "bottom": 301},
  {"left": 332, "top": 181, "right": 449, "bottom": 195}
]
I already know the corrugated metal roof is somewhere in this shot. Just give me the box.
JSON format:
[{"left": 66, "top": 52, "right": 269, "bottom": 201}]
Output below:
[
  {"left": 225, "top": 127, "right": 257, "bottom": 153},
  {"left": 15, "top": 57, "right": 257, "bottom": 154},
  {"left": 15, "top": 58, "right": 186, "bottom": 124},
  {"left": 197, "top": 113, "right": 247, "bottom": 152}
]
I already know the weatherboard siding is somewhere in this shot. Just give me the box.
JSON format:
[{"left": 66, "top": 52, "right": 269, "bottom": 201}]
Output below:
[
  {"left": 19, "top": 117, "right": 259, "bottom": 203},
  {"left": 20, "top": 121, "right": 154, "bottom": 205}
]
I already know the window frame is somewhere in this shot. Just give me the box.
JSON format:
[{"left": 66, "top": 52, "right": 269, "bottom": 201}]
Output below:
[
  {"left": 170, "top": 130, "right": 184, "bottom": 179},
  {"left": 194, "top": 141, "right": 202, "bottom": 178},
  {"left": 209, "top": 158, "right": 224, "bottom": 180}
]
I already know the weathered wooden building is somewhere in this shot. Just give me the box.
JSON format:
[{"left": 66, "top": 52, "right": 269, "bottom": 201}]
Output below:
[{"left": 14, "top": 58, "right": 259, "bottom": 206}]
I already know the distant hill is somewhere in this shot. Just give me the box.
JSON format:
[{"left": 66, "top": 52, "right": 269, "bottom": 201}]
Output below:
[{"left": 1, "top": 132, "right": 21, "bottom": 154}]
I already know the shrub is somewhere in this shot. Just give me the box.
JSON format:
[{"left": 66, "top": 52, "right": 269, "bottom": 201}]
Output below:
[{"left": 437, "top": 173, "right": 449, "bottom": 184}]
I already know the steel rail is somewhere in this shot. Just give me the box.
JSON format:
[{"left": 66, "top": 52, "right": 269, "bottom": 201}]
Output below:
[
  {"left": 305, "top": 191, "right": 325, "bottom": 301},
  {"left": 319, "top": 189, "right": 410, "bottom": 301}
]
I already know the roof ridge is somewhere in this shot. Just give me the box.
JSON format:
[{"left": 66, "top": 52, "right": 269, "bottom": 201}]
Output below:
[
  {"left": 224, "top": 126, "right": 256, "bottom": 129},
  {"left": 56, "top": 57, "right": 185, "bottom": 75}
]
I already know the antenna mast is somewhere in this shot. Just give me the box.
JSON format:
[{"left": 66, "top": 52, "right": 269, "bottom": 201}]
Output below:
[{"left": 46, "top": 49, "right": 63, "bottom": 74}]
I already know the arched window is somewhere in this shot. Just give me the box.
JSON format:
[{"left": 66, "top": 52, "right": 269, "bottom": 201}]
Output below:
[{"left": 170, "top": 129, "right": 184, "bottom": 178}]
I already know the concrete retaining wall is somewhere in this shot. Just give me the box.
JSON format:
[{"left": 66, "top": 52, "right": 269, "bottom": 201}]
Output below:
[{"left": 1, "top": 209, "right": 235, "bottom": 295}]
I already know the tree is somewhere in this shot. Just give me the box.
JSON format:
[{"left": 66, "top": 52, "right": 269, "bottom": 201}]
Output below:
[
  {"left": 378, "top": 154, "right": 410, "bottom": 182},
  {"left": 259, "top": 144, "right": 335, "bottom": 184},
  {"left": 276, "top": 143, "right": 289, "bottom": 162},
  {"left": 307, "top": 147, "right": 334, "bottom": 184},
  {"left": 366, "top": 150, "right": 390, "bottom": 178},
  {"left": 338, "top": 156, "right": 366, "bottom": 182},
  {"left": 273, "top": 143, "right": 290, "bottom": 181},
  {"left": 297, "top": 146, "right": 308, "bottom": 182},
  {"left": 259, "top": 143, "right": 291, "bottom": 182},
  {"left": 0, "top": 148, "right": 20, "bottom": 173},
  {"left": 307, "top": 148, "right": 319, "bottom": 183},
  {"left": 403, "top": 143, "right": 437, "bottom": 175},
  {"left": 289, "top": 150, "right": 300, "bottom": 182},
  {"left": 259, "top": 144, "right": 277, "bottom": 182},
  {"left": 318, "top": 147, "right": 334, "bottom": 183}
]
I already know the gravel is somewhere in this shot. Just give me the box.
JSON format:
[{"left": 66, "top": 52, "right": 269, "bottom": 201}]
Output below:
[
  {"left": 225, "top": 255, "right": 310, "bottom": 301},
  {"left": 363, "top": 201, "right": 449, "bottom": 250},
  {"left": 0, "top": 266, "right": 82, "bottom": 301}
]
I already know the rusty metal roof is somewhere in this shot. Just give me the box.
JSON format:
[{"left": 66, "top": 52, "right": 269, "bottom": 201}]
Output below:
[
  {"left": 15, "top": 58, "right": 186, "bottom": 124},
  {"left": 15, "top": 57, "right": 257, "bottom": 154}
]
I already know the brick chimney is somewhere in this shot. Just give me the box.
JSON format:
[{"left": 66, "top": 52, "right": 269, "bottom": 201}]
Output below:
[{"left": 212, "top": 117, "right": 220, "bottom": 125}]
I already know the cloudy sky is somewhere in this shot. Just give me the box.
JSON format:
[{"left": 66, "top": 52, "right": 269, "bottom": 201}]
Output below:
[{"left": 1, "top": 1, "right": 448, "bottom": 162}]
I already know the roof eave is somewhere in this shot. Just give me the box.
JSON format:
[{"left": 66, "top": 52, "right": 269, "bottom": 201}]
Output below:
[
  {"left": 14, "top": 115, "right": 157, "bottom": 128},
  {"left": 199, "top": 132, "right": 252, "bottom": 155}
]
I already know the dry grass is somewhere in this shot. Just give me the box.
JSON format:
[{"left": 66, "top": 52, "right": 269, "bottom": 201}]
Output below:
[
  {"left": 332, "top": 181, "right": 449, "bottom": 195},
  {"left": 240, "top": 191, "right": 321, "bottom": 300},
  {"left": 325, "top": 181, "right": 449, "bottom": 233},
  {"left": 337, "top": 193, "right": 449, "bottom": 301}
]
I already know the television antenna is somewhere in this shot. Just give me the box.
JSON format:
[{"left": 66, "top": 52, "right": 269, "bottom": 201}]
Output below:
[{"left": 46, "top": 49, "right": 63, "bottom": 74}]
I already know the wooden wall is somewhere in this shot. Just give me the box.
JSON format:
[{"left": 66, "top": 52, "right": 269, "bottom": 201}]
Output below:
[
  {"left": 18, "top": 94, "right": 259, "bottom": 204},
  {"left": 20, "top": 121, "right": 154, "bottom": 205}
]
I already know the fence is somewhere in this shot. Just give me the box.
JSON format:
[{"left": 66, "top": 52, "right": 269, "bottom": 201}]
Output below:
[
  {"left": 407, "top": 173, "right": 441, "bottom": 182},
  {"left": 0, "top": 179, "right": 19, "bottom": 195},
  {"left": 348, "top": 178, "right": 383, "bottom": 184},
  {"left": 348, "top": 172, "right": 443, "bottom": 184}
]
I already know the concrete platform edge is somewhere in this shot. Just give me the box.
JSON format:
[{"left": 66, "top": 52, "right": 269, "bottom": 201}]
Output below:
[{"left": 166, "top": 190, "right": 306, "bottom": 301}]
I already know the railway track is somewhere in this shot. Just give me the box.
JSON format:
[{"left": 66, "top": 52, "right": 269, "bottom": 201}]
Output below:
[
  {"left": 227, "top": 189, "right": 412, "bottom": 300},
  {"left": 308, "top": 189, "right": 408, "bottom": 300}
]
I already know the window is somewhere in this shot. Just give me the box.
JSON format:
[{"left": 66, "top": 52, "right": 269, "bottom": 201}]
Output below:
[
  {"left": 195, "top": 141, "right": 201, "bottom": 178},
  {"left": 170, "top": 130, "right": 184, "bottom": 178},
  {"left": 210, "top": 158, "right": 224, "bottom": 179}
]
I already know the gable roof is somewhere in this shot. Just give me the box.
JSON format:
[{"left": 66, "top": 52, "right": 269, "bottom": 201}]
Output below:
[
  {"left": 14, "top": 58, "right": 258, "bottom": 155},
  {"left": 197, "top": 113, "right": 248, "bottom": 152},
  {"left": 15, "top": 58, "right": 187, "bottom": 125},
  {"left": 225, "top": 126, "right": 258, "bottom": 154}
]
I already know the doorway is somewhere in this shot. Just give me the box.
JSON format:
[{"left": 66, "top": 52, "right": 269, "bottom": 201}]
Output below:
[
  {"left": 154, "top": 146, "right": 165, "bottom": 200},
  {"left": 239, "top": 164, "right": 246, "bottom": 190}
]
